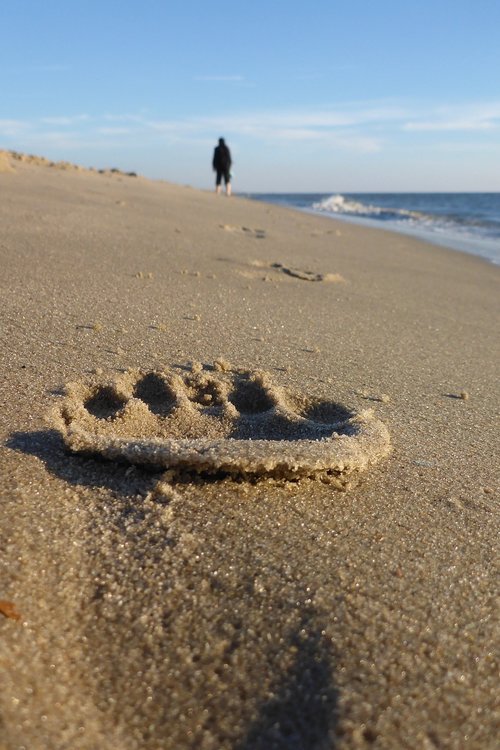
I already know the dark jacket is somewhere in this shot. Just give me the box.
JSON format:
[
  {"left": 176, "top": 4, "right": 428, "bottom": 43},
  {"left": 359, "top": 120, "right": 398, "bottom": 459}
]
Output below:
[{"left": 213, "top": 142, "right": 232, "bottom": 171}]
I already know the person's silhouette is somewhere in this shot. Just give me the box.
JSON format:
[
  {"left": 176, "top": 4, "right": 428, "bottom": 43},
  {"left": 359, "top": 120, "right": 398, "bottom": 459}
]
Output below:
[{"left": 212, "top": 137, "right": 232, "bottom": 196}]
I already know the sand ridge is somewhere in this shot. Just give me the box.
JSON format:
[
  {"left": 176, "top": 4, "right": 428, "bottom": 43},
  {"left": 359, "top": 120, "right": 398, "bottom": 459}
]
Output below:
[
  {"left": 0, "top": 148, "right": 139, "bottom": 177},
  {"left": 52, "top": 363, "right": 391, "bottom": 482}
]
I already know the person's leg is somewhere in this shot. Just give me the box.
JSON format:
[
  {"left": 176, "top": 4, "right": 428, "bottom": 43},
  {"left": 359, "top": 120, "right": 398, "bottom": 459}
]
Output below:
[
  {"left": 215, "top": 170, "right": 222, "bottom": 194},
  {"left": 224, "top": 168, "right": 231, "bottom": 196}
]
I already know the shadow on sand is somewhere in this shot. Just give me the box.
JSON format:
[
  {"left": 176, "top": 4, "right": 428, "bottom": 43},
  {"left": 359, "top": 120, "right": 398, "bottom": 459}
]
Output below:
[
  {"left": 237, "top": 611, "right": 338, "bottom": 750},
  {"left": 6, "top": 428, "right": 162, "bottom": 497},
  {"left": 7, "top": 429, "right": 340, "bottom": 748}
]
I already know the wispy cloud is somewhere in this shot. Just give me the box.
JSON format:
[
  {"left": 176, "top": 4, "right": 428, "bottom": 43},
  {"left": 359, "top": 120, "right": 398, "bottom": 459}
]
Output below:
[
  {"left": 405, "top": 120, "right": 496, "bottom": 132},
  {"left": 3, "top": 99, "right": 499, "bottom": 161},
  {"left": 40, "top": 115, "right": 90, "bottom": 126},
  {"left": 427, "top": 140, "right": 500, "bottom": 153},
  {"left": 103, "top": 113, "right": 149, "bottom": 123},
  {"left": 195, "top": 105, "right": 407, "bottom": 138},
  {"left": 403, "top": 102, "right": 500, "bottom": 132},
  {"left": 0, "top": 119, "right": 30, "bottom": 136},
  {"left": 96, "top": 127, "right": 133, "bottom": 136},
  {"left": 121, "top": 104, "right": 406, "bottom": 151}
]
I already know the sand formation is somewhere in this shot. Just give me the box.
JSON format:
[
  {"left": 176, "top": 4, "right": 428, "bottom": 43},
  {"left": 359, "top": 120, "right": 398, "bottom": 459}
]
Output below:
[
  {"left": 0, "top": 149, "right": 138, "bottom": 177},
  {"left": 220, "top": 224, "right": 267, "bottom": 239},
  {"left": 269, "top": 262, "right": 344, "bottom": 283},
  {"left": 231, "top": 258, "right": 345, "bottom": 284},
  {"left": 52, "top": 364, "right": 390, "bottom": 483}
]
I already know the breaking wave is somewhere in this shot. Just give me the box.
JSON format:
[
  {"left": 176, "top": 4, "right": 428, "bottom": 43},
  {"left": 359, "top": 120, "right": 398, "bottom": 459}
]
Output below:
[{"left": 312, "top": 194, "right": 424, "bottom": 222}]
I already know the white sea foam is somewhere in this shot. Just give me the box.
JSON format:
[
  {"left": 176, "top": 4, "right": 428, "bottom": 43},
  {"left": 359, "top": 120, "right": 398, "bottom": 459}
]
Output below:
[
  {"left": 312, "top": 194, "right": 421, "bottom": 220},
  {"left": 312, "top": 194, "right": 374, "bottom": 215}
]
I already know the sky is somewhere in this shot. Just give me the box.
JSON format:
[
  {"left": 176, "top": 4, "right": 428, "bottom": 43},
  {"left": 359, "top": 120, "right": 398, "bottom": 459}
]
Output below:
[{"left": 1, "top": 0, "right": 499, "bottom": 192}]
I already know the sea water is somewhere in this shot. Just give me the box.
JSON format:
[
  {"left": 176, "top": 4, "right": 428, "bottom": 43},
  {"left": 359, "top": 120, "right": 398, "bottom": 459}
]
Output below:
[{"left": 246, "top": 193, "right": 500, "bottom": 265}]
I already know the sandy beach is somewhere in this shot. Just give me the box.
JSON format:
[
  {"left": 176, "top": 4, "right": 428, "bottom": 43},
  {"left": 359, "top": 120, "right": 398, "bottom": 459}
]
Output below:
[{"left": 1, "top": 152, "right": 498, "bottom": 749}]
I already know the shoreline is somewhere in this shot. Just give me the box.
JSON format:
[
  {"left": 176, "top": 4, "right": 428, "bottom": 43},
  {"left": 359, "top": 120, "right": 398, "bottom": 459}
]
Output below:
[
  {"left": 244, "top": 190, "right": 500, "bottom": 265},
  {"left": 306, "top": 209, "right": 500, "bottom": 265},
  {"left": 1, "top": 156, "right": 498, "bottom": 749}
]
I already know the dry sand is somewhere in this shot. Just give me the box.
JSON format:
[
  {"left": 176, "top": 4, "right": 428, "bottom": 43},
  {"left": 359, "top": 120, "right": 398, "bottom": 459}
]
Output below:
[
  {"left": 52, "top": 365, "right": 391, "bottom": 482},
  {"left": 0, "top": 151, "right": 498, "bottom": 749}
]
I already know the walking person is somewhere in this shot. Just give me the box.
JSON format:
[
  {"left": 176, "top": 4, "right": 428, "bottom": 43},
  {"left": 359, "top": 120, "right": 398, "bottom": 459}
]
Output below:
[{"left": 212, "top": 137, "right": 232, "bottom": 196}]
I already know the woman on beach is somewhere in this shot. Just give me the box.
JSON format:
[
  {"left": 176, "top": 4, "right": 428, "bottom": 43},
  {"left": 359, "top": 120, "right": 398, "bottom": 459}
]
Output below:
[{"left": 212, "top": 137, "right": 232, "bottom": 196}]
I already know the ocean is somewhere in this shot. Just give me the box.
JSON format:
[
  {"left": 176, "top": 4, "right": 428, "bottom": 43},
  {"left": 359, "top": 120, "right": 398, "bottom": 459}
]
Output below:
[{"left": 245, "top": 193, "right": 500, "bottom": 265}]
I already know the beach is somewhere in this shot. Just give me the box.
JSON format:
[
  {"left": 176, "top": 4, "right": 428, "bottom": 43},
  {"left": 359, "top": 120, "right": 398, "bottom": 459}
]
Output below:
[{"left": 1, "top": 152, "right": 498, "bottom": 749}]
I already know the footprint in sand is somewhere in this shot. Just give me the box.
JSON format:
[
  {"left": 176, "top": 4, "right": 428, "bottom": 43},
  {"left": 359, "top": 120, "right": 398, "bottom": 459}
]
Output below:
[
  {"left": 270, "top": 263, "right": 343, "bottom": 283},
  {"left": 218, "top": 257, "right": 344, "bottom": 284},
  {"left": 52, "top": 364, "right": 390, "bottom": 483},
  {"left": 220, "top": 224, "right": 267, "bottom": 239},
  {"left": 238, "top": 260, "right": 344, "bottom": 283}
]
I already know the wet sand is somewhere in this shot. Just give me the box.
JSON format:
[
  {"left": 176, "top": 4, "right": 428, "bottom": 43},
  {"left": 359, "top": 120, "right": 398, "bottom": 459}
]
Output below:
[{"left": 1, "top": 153, "right": 498, "bottom": 749}]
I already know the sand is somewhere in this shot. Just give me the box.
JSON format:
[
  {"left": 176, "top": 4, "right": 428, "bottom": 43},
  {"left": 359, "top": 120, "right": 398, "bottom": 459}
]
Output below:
[
  {"left": 0, "top": 151, "right": 498, "bottom": 749},
  {"left": 52, "top": 365, "right": 390, "bottom": 482}
]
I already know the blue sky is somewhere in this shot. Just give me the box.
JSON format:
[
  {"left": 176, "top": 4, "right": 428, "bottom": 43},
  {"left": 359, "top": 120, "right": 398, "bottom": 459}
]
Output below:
[{"left": 1, "top": 0, "right": 499, "bottom": 191}]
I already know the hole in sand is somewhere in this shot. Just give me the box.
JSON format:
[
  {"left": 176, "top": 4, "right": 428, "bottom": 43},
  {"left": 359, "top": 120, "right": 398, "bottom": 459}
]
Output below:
[
  {"left": 301, "top": 401, "right": 353, "bottom": 425},
  {"left": 133, "top": 373, "right": 176, "bottom": 415},
  {"left": 84, "top": 387, "right": 127, "bottom": 420},
  {"left": 187, "top": 380, "right": 226, "bottom": 408},
  {"left": 228, "top": 379, "right": 275, "bottom": 414}
]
